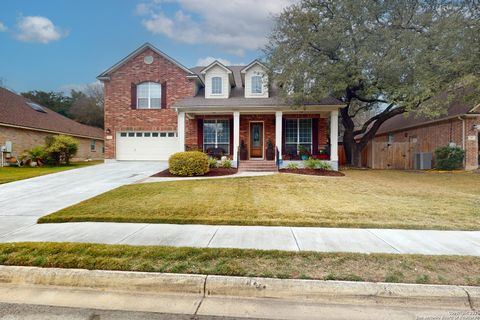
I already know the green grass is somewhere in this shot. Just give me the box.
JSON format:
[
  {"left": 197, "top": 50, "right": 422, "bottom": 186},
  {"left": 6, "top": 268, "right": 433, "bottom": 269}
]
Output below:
[
  {"left": 0, "top": 161, "right": 102, "bottom": 184},
  {"left": 0, "top": 242, "right": 479, "bottom": 286},
  {"left": 39, "top": 170, "right": 480, "bottom": 230}
]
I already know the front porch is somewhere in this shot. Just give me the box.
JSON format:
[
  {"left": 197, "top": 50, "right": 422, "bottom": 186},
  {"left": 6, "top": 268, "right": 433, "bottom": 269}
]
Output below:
[{"left": 177, "top": 107, "right": 340, "bottom": 170}]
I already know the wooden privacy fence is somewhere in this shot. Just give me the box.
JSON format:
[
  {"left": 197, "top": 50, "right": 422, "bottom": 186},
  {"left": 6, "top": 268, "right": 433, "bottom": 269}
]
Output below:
[{"left": 368, "top": 142, "right": 415, "bottom": 169}]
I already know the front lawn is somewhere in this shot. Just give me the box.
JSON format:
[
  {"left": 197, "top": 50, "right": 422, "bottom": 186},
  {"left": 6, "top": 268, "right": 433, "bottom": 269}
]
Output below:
[
  {"left": 0, "top": 242, "right": 479, "bottom": 286},
  {"left": 0, "top": 161, "right": 103, "bottom": 184},
  {"left": 39, "top": 170, "right": 480, "bottom": 230}
]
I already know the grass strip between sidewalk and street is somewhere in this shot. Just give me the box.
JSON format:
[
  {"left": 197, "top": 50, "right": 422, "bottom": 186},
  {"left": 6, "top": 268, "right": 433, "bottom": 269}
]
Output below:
[{"left": 0, "top": 242, "right": 479, "bottom": 286}]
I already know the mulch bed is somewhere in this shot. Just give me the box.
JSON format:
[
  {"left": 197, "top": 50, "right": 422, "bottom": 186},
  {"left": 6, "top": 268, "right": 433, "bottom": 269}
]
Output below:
[
  {"left": 279, "top": 168, "right": 345, "bottom": 177},
  {"left": 151, "top": 168, "right": 238, "bottom": 178}
]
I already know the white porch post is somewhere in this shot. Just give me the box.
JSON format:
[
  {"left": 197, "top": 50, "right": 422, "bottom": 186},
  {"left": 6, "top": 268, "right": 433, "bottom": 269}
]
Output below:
[
  {"left": 177, "top": 111, "right": 185, "bottom": 152},
  {"left": 330, "top": 110, "right": 339, "bottom": 170},
  {"left": 275, "top": 111, "right": 283, "bottom": 160},
  {"left": 233, "top": 111, "right": 240, "bottom": 165}
]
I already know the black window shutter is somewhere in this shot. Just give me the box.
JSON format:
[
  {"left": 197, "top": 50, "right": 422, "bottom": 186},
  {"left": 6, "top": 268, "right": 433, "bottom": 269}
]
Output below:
[
  {"left": 197, "top": 118, "right": 204, "bottom": 150},
  {"left": 161, "top": 82, "right": 167, "bottom": 108},
  {"left": 130, "top": 83, "right": 137, "bottom": 109}
]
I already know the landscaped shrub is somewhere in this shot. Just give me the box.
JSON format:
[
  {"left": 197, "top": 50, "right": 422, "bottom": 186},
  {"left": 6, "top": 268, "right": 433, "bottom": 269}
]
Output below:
[
  {"left": 220, "top": 159, "right": 233, "bottom": 169},
  {"left": 434, "top": 145, "right": 465, "bottom": 170},
  {"left": 169, "top": 151, "right": 209, "bottom": 176},
  {"left": 286, "top": 162, "right": 299, "bottom": 169},
  {"left": 45, "top": 135, "right": 79, "bottom": 165},
  {"left": 20, "top": 146, "right": 46, "bottom": 166},
  {"left": 208, "top": 157, "right": 218, "bottom": 169},
  {"left": 303, "top": 158, "right": 333, "bottom": 170}
]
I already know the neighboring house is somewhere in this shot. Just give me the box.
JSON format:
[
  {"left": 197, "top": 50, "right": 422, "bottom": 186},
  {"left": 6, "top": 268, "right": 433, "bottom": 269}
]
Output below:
[
  {"left": 0, "top": 87, "right": 104, "bottom": 161},
  {"left": 365, "top": 97, "right": 479, "bottom": 170},
  {"left": 98, "top": 43, "right": 344, "bottom": 170}
]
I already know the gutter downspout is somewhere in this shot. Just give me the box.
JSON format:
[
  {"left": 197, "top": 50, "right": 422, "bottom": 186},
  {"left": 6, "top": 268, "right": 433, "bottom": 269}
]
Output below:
[{"left": 458, "top": 116, "right": 466, "bottom": 168}]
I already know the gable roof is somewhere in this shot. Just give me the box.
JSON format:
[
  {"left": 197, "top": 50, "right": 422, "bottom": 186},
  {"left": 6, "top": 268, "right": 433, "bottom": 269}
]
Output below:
[
  {"left": 200, "top": 60, "right": 236, "bottom": 87},
  {"left": 377, "top": 92, "right": 479, "bottom": 135},
  {"left": 174, "top": 65, "right": 343, "bottom": 109},
  {"left": 0, "top": 87, "right": 104, "bottom": 139},
  {"left": 240, "top": 60, "right": 267, "bottom": 73},
  {"left": 97, "top": 42, "right": 196, "bottom": 80}
]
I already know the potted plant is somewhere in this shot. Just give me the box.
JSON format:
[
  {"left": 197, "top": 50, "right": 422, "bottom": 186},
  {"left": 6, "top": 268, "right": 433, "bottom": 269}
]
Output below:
[
  {"left": 239, "top": 140, "right": 248, "bottom": 160},
  {"left": 266, "top": 139, "right": 275, "bottom": 160},
  {"left": 298, "top": 145, "right": 310, "bottom": 160},
  {"left": 317, "top": 147, "right": 329, "bottom": 160}
]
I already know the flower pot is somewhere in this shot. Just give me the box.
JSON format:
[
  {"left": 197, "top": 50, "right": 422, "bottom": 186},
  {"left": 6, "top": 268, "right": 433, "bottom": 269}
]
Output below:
[{"left": 301, "top": 155, "right": 309, "bottom": 160}]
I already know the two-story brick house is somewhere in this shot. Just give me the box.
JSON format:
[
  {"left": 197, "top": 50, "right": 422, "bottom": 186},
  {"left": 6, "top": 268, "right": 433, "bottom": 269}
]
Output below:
[{"left": 98, "top": 43, "right": 344, "bottom": 170}]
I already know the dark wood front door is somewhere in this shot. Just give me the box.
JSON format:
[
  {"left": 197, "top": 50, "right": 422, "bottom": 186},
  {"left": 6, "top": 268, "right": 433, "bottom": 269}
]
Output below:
[{"left": 250, "top": 122, "right": 263, "bottom": 158}]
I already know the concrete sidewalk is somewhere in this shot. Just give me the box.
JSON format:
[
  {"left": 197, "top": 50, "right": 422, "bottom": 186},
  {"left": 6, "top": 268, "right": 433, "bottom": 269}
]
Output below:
[{"left": 1, "top": 222, "right": 479, "bottom": 256}]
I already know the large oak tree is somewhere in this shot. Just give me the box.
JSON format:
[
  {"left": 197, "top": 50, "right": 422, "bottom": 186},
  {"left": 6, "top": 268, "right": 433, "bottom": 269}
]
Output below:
[{"left": 265, "top": 0, "right": 480, "bottom": 166}]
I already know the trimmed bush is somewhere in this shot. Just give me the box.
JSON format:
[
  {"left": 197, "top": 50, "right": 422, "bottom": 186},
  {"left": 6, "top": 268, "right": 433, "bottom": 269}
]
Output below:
[
  {"left": 169, "top": 151, "right": 210, "bottom": 176},
  {"left": 303, "top": 158, "right": 333, "bottom": 170},
  {"left": 45, "top": 135, "right": 79, "bottom": 165},
  {"left": 434, "top": 145, "right": 465, "bottom": 170}
]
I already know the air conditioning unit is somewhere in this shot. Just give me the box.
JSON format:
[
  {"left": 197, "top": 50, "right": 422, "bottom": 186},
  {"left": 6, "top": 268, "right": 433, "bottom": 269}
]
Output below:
[{"left": 414, "top": 152, "right": 432, "bottom": 170}]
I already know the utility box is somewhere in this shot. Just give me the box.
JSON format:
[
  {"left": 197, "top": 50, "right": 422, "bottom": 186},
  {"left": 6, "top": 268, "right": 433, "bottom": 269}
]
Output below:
[
  {"left": 414, "top": 152, "right": 432, "bottom": 170},
  {"left": 4, "top": 141, "right": 12, "bottom": 153}
]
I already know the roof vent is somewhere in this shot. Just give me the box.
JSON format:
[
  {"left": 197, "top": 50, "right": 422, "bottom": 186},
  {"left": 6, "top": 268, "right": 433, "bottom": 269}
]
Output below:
[{"left": 27, "top": 102, "right": 47, "bottom": 113}]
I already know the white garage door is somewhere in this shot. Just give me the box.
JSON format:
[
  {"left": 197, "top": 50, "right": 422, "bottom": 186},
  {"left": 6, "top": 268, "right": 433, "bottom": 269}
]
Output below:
[{"left": 116, "top": 131, "right": 179, "bottom": 160}]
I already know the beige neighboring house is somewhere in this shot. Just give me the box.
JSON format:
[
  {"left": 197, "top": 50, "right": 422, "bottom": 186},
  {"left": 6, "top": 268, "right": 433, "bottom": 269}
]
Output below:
[{"left": 0, "top": 87, "right": 104, "bottom": 163}]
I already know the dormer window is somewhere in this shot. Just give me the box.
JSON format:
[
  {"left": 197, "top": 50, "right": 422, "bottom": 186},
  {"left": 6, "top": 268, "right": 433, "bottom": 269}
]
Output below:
[
  {"left": 137, "top": 82, "right": 161, "bottom": 109},
  {"left": 212, "top": 77, "right": 222, "bottom": 94},
  {"left": 251, "top": 75, "right": 262, "bottom": 94}
]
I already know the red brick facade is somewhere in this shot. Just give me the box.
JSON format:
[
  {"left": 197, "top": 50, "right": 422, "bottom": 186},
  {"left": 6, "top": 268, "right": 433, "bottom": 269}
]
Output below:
[
  {"left": 372, "top": 116, "right": 479, "bottom": 170},
  {"left": 103, "top": 48, "right": 195, "bottom": 159}
]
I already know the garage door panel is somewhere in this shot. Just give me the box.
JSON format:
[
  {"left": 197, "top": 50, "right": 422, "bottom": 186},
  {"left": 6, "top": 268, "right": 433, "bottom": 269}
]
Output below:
[{"left": 116, "top": 132, "right": 179, "bottom": 160}]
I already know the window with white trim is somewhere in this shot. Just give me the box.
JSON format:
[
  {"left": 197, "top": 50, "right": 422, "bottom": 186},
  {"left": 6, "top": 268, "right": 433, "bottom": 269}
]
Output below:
[
  {"left": 211, "top": 77, "right": 222, "bottom": 94},
  {"left": 285, "top": 118, "right": 312, "bottom": 155},
  {"left": 251, "top": 75, "right": 262, "bottom": 94},
  {"left": 203, "top": 119, "right": 230, "bottom": 154},
  {"left": 137, "top": 82, "right": 161, "bottom": 109}
]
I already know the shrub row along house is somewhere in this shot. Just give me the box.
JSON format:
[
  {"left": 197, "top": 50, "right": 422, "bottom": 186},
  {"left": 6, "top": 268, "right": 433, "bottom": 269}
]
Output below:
[
  {"left": 0, "top": 87, "right": 104, "bottom": 163},
  {"left": 364, "top": 94, "right": 480, "bottom": 170},
  {"left": 98, "top": 43, "right": 344, "bottom": 170}
]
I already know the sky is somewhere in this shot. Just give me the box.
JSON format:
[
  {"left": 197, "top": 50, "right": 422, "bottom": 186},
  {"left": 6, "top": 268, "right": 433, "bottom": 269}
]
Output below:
[{"left": 0, "top": 0, "right": 294, "bottom": 94}]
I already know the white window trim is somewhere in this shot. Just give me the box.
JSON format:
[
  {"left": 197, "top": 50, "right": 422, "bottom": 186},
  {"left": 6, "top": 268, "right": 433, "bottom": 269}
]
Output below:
[
  {"left": 285, "top": 118, "right": 313, "bottom": 153},
  {"left": 137, "top": 82, "right": 162, "bottom": 109},
  {"left": 251, "top": 75, "right": 263, "bottom": 95},
  {"left": 90, "top": 139, "right": 96, "bottom": 151},
  {"left": 203, "top": 119, "right": 230, "bottom": 154},
  {"left": 211, "top": 76, "right": 223, "bottom": 95}
]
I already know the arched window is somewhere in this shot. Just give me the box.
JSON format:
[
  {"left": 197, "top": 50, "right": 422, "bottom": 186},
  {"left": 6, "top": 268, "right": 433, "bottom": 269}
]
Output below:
[
  {"left": 211, "top": 77, "right": 222, "bottom": 94},
  {"left": 137, "top": 82, "right": 161, "bottom": 109},
  {"left": 251, "top": 75, "right": 262, "bottom": 94}
]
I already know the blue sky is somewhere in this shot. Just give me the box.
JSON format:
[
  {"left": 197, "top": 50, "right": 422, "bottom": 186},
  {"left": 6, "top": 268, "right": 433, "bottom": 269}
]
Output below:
[{"left": 0, "top": 0, "right": 293, "bottom": 93}]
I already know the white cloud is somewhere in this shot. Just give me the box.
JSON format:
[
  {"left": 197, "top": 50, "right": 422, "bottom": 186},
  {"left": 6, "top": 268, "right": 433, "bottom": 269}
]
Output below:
[
  {"left": 0, "top": 22, "right": 7, "bottom": 32},
  {"left": 138, "top": 0, "right": 296, "bottom": 56},
  {"left": 16, "top": 16, "right": 65, "bottom": 44},
  {"left": 195, "top": 57, "right": 231, "bottom": 66}
]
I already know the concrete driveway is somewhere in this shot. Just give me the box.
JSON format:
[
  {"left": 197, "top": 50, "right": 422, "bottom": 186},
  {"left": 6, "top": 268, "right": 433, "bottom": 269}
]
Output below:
[{"left": 0, "top": 161, "right": 167, "bottom": 238}]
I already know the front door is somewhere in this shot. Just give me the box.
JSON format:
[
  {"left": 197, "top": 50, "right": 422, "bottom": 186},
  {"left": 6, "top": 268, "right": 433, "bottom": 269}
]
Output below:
[{"left": 250, "top": 122, "right": 263, "bottom": 159}]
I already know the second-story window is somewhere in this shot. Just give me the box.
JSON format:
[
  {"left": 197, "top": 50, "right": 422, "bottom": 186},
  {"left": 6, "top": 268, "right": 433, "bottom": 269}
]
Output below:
[
  {"left": 251, "top": 75, "right": 262, "bottom": 94},
  {"left": 137, "top": 82, "right": 161, "bottom": 109},
  {"left": 212, "top": 77, "right": 222, "bottom": 94}
]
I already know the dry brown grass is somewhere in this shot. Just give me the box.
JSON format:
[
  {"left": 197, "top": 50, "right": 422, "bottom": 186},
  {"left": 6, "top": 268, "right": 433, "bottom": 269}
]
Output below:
[
  {"left": 0, "top": 242, "right": 479, "bottom": 286},
  {"left": 39, "top": 170, "right": 480, "bottom": 230}
]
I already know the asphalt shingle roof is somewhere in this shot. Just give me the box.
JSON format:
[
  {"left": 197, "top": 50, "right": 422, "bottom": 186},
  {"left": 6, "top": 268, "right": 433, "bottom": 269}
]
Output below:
[{"left": 0, "top": 87, "right": 104, "bottom": 139}]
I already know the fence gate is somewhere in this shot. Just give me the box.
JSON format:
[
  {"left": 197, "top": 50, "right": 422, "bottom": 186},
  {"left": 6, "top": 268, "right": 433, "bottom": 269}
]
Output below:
[{"left": 371, "top": 142, "right": 415, "bottom": 169}]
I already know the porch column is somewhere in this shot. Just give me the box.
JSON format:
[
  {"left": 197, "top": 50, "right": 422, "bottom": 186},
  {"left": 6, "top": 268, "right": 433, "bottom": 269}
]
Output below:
[
  {"left": 275, "top": 111, "right": 283, "bottom": 160},
  {"left": 233, "top": 111, "right": 240, "bottom": 164},
  {"left": 330, "top": 110, "right": 339, "bottom": 169},
  {"left": 177, "top": 111, "right": 185, "bottom": 152}
]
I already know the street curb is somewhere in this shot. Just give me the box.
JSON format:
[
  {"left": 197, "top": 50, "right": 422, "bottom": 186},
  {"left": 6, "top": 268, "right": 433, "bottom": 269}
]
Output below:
[{"left": 0, "top": 266, "right": 477, "bottom": 310}]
